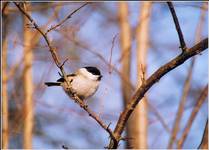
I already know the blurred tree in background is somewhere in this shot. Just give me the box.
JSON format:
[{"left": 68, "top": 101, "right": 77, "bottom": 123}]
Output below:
[{"left": 1, "top": 1, "right": 208, "bottom": 149}]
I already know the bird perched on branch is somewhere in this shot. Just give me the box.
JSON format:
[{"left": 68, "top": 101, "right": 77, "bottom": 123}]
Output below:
[{"left": 45, "top": 66, "right": 102, "bottom": 100}]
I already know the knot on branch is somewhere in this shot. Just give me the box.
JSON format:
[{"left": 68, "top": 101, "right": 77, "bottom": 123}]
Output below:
[{"left": 179, "top": 45, "right": 188, "bottom": 52}]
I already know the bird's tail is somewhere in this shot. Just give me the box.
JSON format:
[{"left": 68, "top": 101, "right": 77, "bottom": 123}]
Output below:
[{"left": 45, "top": 82, "right": 61, "bottom": 86}]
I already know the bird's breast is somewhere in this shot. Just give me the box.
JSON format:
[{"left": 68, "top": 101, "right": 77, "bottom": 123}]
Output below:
[{"left": 62, "top": 76, "right": 99, "bottom": 99}]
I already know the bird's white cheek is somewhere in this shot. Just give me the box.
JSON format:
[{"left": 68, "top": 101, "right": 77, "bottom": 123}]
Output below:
[{"left": 79, "top": 69, "right": 99, "bottom": 81}]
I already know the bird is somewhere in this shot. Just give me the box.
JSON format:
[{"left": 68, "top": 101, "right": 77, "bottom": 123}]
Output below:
[{"left": 45, "top": 66, "right": 102, "bottom": 100}]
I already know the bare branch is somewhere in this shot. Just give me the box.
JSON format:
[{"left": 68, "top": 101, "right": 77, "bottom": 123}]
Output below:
[
  {"left": 168, "top": 4, "right": 207, "bottom": 147},
  {"left": 108, "top": 33, "right": 118, "bottom": 74},
  {"left": 148, "top": 102, "right": 170, "bottom": 133},
  {"left": 177, "top": 84, "right": 208, "bottom": 148},
  {"left": 14, "top": 2, "right": 117, "bottom": 143},
  {"left": 59, "top": 58, "right": 69, "bottom": 68},
  {"left": 198, "top": 120, "right": 208, "bottom": 149},
  {"left": 45, "top": 2, "right": 90, "bottom": 35},
  {"left": 108, "top": 38, "right": 208, "bottom": 149},
  {"left": 168, "top": 59, "right": 195, "bottom": 149},
  {"left": 167, "top": 2, "right": 187, "bottom": 51},
  {"left": 70, "top": 95, "right": 117, "bottom": 142},
  {"left": 60, "top": 30, "right": 191, "bottom": 139},
  {"left": 2, "top": 2, "right": 10, "bottom": 16},
  {"left": 2, "top": 38, "right": 9, "bottom": 149}
]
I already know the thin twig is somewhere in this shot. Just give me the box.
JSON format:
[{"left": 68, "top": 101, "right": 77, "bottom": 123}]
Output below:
[
  {"left": 177, "top": 84, "right": 208, "bottom": 148},
  {"left": 148, "top": 102, "right": 170, "bottom": 133},
  {"left": 71, "top": 95, "right": 117, "bottom": 142},
  {"left": 167, "top": 2, "right": 187, "bottom": 51},
  {"left": 168, "top": 3, "right": 207, "bottom": 147},
  {"left": 108, "top": 38, "right": 208, "bottom": 149},
  {"left": 14, "top": 2, "right": 117, "bottom": 143},
  {"left": 167, "top": 58, "right": 195, "bottom": 149},
  {"left": 108, "top": 34, "right": 118, "bottom": 74},
  {"left": 59, "top": 30, "right": 190, "bottom": 136},
  {"left": 198, "top": 120, "right": 208, "bottom": 149},
  {"left": 59, "top": 58, "right": 69, "bottom": 68},
  {"left": 2, "top": 2, "right": 10, "bottom": 16},
  {"left": 45, "top": 2, "right": 90, "bottom": 35}
]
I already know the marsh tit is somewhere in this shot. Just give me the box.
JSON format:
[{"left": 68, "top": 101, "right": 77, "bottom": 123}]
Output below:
[{"left": 45, "top": 66, "right": 102, "bottom": 100}]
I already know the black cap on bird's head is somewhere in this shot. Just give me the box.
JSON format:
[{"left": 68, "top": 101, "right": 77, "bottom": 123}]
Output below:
[
  {"left": 83, "top": 66, "right": 102, "bottom": 80},
  {"left": 84, "top": 66, "right": 101, "bottom": 76}
]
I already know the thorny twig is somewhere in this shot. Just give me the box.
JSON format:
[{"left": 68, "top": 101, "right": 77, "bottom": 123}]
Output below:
[
  {"left": 45, "top": 2, "right": 90, "bottom": 35},
  {"left": 167, "top": 2, "right": 187, "bottom": 51},
  {"left": 14, "top": 2, "right": 117, "bottom": 144}
]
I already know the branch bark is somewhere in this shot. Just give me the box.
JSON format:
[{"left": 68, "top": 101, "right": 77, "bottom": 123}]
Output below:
[
  {"left": 167, "top": 58, "right": 195, "bottom": 149},
  {"left": 167, "top": 2, "right": 187, "bottom": 51},
  {"left": 167, "top": 4, "right": 207, "bottom": 147},
  {"left": 2, "top": 38, "right": 9, "bottom": 149},
  {"left": 45, "top": 2, "right": 89, "bottom": 35},
  {"left": 198, "top": 120, "right": 208, "bottom": 149},
  {"left": 177, "top": 84, "right": 208, "bottom": 148},
  {"left": 22, "top": 3, "right": 34, "bottom": 148},
  {"left": 14, "top": 2, "right": 117, "bottom": 144},
  {"left": 118, "top": 2, "right": 132, "bottom": 148},
  {"left": 132, "top": 2, "right": 152, "bottom": 148},
  {"left": 108, "top": 38, "right": 208, "bottom": 149},
  {"left": 67, "top": 30, "right": 170, "bottom": 138}
]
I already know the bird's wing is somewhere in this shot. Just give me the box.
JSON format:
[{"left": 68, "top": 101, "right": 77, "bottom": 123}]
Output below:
[{"left": 57, "top": 74, "right": 76, "bottom": 82}]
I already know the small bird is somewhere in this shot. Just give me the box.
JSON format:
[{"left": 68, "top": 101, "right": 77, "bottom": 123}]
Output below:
[{"left": 45, "top": 66, "right": 102, "bottom": 100}]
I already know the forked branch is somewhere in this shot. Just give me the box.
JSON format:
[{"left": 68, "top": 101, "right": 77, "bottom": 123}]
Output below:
[
  {"left": 167, "top": 2, "right": 187, "bottom": 51},
  {"left": 45, "top": 2, "right": 90, "bottom": 35},
  {"left": 108, "top": 38, "right": 208, "bottom": 149},
  {"left": 14, "top": 2, "right": 117, "bottom": 143}
]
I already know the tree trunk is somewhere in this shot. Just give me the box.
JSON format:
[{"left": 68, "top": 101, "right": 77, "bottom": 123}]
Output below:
[
  {"left": 133, "top": 2, "right": 152, "bottom": 148},
  {"left": 3, "top": 39, "right": 9, "bottom": 149},
  {"left": 23, "top": 3, "right": 34, "bottom": 149},
  {"left": 118, "top": 2, "right": 132, "bottom": 148}
]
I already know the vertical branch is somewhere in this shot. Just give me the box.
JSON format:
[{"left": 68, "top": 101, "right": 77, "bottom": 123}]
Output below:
[
  {"left": 177, "top": 85, "right": 208, "bottom": 148},
  {"left": 167, "top": 5, "right": 207, "bottom": 148},
  {"left": 167, "top": 58, "right": 194, "bottom": 149},
  {"left": 198, "top": 120, "right": 208, "bottom": 149},
  {"left": 118, "top": 2, "right": 132, "bottom": 148},
  {"left": 108, "top": 38, "right": 208, "bottom": 149},
  {"left": 22, "top": 3, "right": 34, "bottom": 149},
  {"left": 2, "top": 39, "right": 9, "bottom": 149},
  {"left": 134, "top": 2, "right": 152, "bottom": 148},
  {"left": 14, "top": 2, "right": 117, "bottom": 144},
  {"left": 167, "top": 2, "right": 187, "bottom": 51}
]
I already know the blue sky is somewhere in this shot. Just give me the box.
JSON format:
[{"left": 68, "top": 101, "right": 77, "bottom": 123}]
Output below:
[{"left": 6, "top": 2, "right": 208, "bottom": 149}]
